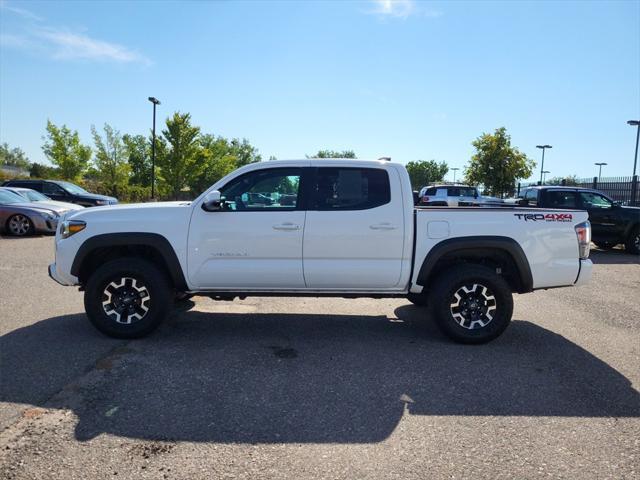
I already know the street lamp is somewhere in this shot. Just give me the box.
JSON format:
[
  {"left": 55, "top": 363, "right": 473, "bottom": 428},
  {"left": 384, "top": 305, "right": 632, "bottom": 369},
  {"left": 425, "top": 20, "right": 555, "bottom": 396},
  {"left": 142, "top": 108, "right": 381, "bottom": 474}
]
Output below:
[
  {"left": 536, "top": 145, "right": 552, "bottom": 184},
  {"left": 542, "top": 170, "right": 550, "bottom": 184},
  {"left": 451, "top": 167, "right": 460, "bottom": 183},
  {"left": 148, "top": 96, "right": 161, "bottom": 199},
  {"left": 628, "top": 120, "right": 640, "bottom": 178},
  {"left": 594, "top": 162, "right": 607, "bottom": 180}
]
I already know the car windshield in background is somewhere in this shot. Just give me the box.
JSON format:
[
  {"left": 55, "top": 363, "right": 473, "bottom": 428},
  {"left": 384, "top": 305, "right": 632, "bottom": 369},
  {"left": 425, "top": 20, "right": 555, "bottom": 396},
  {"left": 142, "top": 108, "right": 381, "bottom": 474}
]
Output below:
[
  {"left": 23, "top": 190, "right": 50, "bottom": 201},
  {"left": 57, "top": 181, "right": 87, "bottom": 195},
  {"left": 0, "top": 190, "right": 25, "bottom": 204}
]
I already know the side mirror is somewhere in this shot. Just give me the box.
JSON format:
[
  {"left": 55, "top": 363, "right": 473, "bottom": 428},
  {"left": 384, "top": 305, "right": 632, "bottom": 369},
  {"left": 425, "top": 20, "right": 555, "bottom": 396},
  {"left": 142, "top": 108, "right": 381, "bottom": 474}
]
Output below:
[{"left": 201, "top": 190, "right": 222, "bottom": 212}]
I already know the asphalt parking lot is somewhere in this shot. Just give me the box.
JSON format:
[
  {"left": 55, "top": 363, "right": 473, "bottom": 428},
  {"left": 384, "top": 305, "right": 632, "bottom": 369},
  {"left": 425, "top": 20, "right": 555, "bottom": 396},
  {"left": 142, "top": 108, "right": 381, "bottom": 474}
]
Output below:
[{"left": 0, "top": 236, "right": 639, "bottom": 479}]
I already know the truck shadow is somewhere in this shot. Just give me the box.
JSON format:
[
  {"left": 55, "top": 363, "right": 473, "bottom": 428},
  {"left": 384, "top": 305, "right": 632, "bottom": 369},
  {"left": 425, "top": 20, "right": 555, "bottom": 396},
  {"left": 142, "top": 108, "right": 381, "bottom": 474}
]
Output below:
[
  {"left": 589, "top": 249, "right": 639, "bottom": 265},
  {"left": 1, "top": 306, "right": 639, "bottom": 444}
]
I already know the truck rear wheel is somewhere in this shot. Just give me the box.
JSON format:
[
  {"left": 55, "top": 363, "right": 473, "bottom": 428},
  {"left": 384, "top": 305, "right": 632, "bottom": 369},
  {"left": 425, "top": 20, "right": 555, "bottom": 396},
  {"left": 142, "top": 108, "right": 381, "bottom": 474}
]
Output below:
[
  {"left": 428, "top": 264, "right": 513, "bottom": 344},
  {"left": 84, "top": 258, "right": 172, "bottom": 339}
]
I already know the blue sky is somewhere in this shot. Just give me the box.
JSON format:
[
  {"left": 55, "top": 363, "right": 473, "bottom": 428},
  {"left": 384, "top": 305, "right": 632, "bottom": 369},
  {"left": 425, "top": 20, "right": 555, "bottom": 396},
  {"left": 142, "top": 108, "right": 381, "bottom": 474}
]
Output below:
[{"left": 1, "top": 0, "right": 639, "bottom": 181}]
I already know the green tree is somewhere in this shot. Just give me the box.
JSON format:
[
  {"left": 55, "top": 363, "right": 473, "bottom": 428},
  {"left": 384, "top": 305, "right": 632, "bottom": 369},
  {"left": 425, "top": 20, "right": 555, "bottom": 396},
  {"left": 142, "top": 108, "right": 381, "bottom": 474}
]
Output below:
[
  {"left": 405, "top": 160, "right": 449, "bottom": 190},
  {"left": 464, "top": 127, "right": 535, "bottom": 197},
  {"left": 29, "top": 163, "right": 58, "bottom": 178},
  {"left": 0, "top": 143, "right": 30, "bottom": 169},
  {"left": 546, "top": 175, "right": 579, "bottom": 186},
  {"left": 123, "top": 134, "right": 152, "bottom": 186},
  {"left": 158, "top": 112, "right": 201, "bottom": 199},
  {"left": 308, "top": 149, "right": 357, "bottom": 159},
  {"left": 231, "top": 138, "right": 262, "bottom": 166},
  {"left": 91, "top": 123, "right": 130, "bottom": 196},
  {"left": 187, "top": 134, "right": 236, "bottom": 195},
  {"left": 42, "top": 120, "right": 91, "bottom": 180}
]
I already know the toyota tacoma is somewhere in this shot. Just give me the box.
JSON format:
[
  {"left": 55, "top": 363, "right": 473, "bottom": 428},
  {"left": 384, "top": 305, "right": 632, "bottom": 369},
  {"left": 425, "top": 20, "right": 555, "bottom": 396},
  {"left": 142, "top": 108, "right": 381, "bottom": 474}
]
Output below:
[{"left": 49, "top": 159, "right": 592, "bottom": 344}]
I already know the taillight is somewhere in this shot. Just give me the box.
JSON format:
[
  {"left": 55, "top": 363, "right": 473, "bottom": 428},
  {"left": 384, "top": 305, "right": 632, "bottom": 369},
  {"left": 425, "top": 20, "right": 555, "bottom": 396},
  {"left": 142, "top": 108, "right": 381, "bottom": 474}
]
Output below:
[
  {"left": 575, "top": 221, "right": 591, "bottom": 259},
  {"left": 423, "top": 196, "right": 430, "bottom": 202}
]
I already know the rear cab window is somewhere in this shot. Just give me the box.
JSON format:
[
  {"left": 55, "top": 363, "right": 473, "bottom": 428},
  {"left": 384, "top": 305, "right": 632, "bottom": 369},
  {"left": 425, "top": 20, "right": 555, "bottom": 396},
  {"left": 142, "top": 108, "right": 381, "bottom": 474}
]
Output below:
[
  {"left": 545, "top": 190, "right": 578, "bottom": 209},
  {"left": 312, "top": 167, "right": 390, "bottom": 210}
]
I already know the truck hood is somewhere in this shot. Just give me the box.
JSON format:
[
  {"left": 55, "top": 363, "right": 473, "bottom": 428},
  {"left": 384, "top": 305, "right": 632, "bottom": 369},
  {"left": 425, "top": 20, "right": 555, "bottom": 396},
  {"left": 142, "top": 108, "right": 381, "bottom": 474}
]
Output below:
[{"left": 67, "top": 201, "right": 192, "bottom": 221}]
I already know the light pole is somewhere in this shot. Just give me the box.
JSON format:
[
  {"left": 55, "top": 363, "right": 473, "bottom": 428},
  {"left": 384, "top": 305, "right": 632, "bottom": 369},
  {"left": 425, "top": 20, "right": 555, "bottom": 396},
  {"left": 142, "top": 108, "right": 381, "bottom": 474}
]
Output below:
[
  {"left": 628, "top": 120, "right": 640, "bottom": 178},
  {"left": 148, "top": 96, "right": 161, "bottom": 199},
  {"left": 542, "top": 170, "right": 550, "bottom": 184},
  {"left": 451, "top": 167, "right": 460, "bottom": 183},
  {"left": 536, "top": 145, "right": 552, "bottom": 184},
  {"left": 594, "top": 162, "right": 607, "bottom": 180}
]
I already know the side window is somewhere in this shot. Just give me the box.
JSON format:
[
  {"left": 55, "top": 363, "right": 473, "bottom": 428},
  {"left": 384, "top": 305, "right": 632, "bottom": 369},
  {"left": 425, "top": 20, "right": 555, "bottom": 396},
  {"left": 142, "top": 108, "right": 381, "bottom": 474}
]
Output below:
[
  {"left": 42, "top": 182, "right": 64, "bottom": 195},
  {"left": 579, "top": 192, "right": 612, "bottom": 209},
  {"left": 424, "top": 187, "right": 437, "bottom": 196},
  {"left": 447, "top": 187, "right": 460, "bottom": 197},
  {"left": 524, "top": 189, "right": 538, "bottom": 206},
  {"left": 219, "top": 168, "right": 301, "bottom": 211},
  {"left": 313, "top": 168, "right": 390, "bottom": 210},
  {"left": 546, "top": 191, "right": 578, "bottom": 208}
]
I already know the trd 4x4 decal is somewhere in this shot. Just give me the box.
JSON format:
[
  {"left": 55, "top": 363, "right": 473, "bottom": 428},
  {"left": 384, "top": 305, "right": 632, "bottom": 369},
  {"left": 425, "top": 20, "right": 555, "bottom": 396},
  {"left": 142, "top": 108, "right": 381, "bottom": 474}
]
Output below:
[{"left": 514, "top": 213, "right": 573, "bottom": 222}]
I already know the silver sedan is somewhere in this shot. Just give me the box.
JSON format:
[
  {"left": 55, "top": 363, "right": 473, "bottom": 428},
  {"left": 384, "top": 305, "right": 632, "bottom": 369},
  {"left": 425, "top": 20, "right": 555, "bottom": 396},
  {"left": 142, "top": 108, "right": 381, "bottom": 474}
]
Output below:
[{"left": 0, "top": 189, "right": 61, "bottom": 236}]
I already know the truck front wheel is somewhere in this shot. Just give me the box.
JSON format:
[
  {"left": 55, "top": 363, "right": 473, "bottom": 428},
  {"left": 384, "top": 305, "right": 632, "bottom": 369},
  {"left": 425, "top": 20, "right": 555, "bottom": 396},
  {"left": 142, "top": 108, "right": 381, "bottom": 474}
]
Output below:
[
  {"left": 84, "top": 258, "right": 172, "bottom": 339},
  {"left": 428, "top": 265, "right": 513, "bottom": 344}
]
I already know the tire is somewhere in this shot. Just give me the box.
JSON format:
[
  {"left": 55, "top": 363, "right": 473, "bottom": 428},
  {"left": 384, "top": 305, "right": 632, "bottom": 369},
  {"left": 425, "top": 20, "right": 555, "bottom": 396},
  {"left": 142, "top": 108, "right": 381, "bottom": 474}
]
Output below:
[
  {"left": 593, "top": 241, "right": 616, "bottom": 250},
  {"left": 406, "top": 292, "right": 428, "bottom": 307},
  {"left": 84, "top": 258, "right": 172, "bottom": 339},
  {"left": 625, "top": 226, "right": 640, "bottom": 255},
  {"left": 6, "top": 214, "right": 34, "bottom": 236},
  {"left": 427, "top": 264, "right": 513, "bottom": 344}
]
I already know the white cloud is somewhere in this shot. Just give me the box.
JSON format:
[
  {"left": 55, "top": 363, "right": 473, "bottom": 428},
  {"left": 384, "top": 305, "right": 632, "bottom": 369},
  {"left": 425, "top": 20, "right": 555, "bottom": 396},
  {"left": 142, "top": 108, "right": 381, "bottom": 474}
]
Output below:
[
  {"left": 368, "top": 0, "right": 442, "bottom": 19},
  {"left": 36, "top": 28, "right": 151, "bottom": 65},
  {"left": 0, "top": 1, "right": 151, "bottom": 66},
  {"left": 0, "top": 0, "right": 44, "bottom": 21},
  {"left": 371, "top": 0, "right": 416, "bottom": 18}
]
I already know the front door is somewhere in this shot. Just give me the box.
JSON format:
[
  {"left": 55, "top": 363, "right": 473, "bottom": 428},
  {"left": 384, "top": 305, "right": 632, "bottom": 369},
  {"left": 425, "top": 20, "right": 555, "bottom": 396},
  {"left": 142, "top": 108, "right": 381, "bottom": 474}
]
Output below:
[
  {"left": 42, "top": 182, "right": 69, "bottom": 202},
  {"left": 187, "top": 167, "right": 306, "bottom": 289},
  {"left": 303, "top": 166, "right": 406, "bottom": 289},
  {"left": 578, "top": 191, "right": 618, "bottom": 242}
]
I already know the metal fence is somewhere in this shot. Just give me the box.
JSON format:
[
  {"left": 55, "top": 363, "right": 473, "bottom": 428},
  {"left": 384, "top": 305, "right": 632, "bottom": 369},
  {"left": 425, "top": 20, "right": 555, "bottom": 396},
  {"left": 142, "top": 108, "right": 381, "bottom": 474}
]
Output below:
[{"left": 518, "top": 176, "right": 639, "bottom": 206}]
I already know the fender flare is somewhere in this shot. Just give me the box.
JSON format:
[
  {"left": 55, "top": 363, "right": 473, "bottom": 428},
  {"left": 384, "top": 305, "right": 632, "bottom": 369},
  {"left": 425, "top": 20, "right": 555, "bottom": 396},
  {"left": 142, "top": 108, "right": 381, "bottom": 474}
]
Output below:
[
  {"left": 416, "top": 236, "right": 534, "bottom": 293},
  {"left": 70, "top": 232, "right": 188, "bottom": 290}
]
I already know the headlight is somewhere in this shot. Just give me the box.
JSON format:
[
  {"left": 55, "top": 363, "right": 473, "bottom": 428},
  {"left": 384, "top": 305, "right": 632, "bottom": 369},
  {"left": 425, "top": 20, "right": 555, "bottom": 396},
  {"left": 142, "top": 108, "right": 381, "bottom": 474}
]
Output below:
[
  {"left": 60, "top": 220, "right": 86, "bottom": 239},
  {"left": 95, "top": 200, "right": 108, "bottom": 205}
]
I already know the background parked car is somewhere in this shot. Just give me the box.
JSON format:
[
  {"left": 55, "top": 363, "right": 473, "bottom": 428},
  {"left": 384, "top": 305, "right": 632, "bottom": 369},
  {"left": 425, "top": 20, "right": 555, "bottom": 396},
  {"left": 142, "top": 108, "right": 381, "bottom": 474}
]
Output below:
[
  {"left": 518, "top": 186, "right": 640, "bottom": 254},
  {"left": 0, "top": 189, "right": 60, "bottom": 236},
  {"left": 1, "top": 186, "right": 84, "bottom": 213},
  {"left": 418, "top": 184, "right": 504, "bottom": 206},
  {"left": 1, "top": 179, "right": 117, "bottom": 207}
]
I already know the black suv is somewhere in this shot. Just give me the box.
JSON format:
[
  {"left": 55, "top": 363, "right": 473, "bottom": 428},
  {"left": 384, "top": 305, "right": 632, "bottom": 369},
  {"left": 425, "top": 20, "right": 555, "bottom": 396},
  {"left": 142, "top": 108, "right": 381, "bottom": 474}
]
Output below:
[
  {"left": 1, "top": 180, "right": 117, "bottom": 207},
  {"left": 519, "top": 186, "right": 640, "bottom": 254}
]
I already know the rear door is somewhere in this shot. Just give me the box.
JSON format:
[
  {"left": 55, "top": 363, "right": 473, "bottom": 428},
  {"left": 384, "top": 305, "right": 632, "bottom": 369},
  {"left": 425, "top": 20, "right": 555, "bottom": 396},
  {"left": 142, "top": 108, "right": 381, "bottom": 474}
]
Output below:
[{"left": 303, "top": 166, "right": 405, "bottom": 289}]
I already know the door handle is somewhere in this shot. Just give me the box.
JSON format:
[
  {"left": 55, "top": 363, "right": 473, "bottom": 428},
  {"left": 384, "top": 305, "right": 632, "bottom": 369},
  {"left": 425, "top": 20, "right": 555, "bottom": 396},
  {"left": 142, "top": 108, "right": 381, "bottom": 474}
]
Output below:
[
  {"left": 272, "top": 223, "right": 300, "bottom": 231},
  {"left": 369, "top": 223, "right": 397, "bottom": 230}
]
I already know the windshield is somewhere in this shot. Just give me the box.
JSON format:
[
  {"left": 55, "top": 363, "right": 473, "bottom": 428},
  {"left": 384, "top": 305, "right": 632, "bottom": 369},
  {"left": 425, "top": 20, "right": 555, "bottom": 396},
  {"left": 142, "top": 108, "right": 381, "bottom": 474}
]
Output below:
[
  {"left": 57, "top": 181, "right": 88, "bottom": 195},
  {"left": 23, "top": 190, "right": 50, "bottom": 201},
  {"left": 0, "top": 190, "right": 25, "bottom": 204}
]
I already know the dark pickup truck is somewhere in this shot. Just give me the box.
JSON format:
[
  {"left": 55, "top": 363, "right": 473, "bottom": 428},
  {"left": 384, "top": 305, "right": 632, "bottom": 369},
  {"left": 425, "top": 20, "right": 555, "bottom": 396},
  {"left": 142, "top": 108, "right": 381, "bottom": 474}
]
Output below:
[{"left": 518, "top": 186, "right": 640, "bottom": 254}]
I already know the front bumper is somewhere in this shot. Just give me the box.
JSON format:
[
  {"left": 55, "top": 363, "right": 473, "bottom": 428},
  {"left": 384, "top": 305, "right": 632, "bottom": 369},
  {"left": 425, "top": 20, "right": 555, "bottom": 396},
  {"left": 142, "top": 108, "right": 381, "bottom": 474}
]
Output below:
[
  {"left": 32, "top": 215, "right": 58, "bottom": 234},
  {"left": 574, "top": 259, "right": 593, "bottom": 286},
  {"left": 48, "top": 262, "right": 79, "bottom": 286}
]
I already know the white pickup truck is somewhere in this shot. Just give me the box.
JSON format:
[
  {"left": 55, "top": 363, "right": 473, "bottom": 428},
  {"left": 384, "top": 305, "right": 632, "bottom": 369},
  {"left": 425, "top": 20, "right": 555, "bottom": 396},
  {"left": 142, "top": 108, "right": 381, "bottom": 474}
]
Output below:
[{"left": 49, "top": 159, "right": 592, "bottom": 344}]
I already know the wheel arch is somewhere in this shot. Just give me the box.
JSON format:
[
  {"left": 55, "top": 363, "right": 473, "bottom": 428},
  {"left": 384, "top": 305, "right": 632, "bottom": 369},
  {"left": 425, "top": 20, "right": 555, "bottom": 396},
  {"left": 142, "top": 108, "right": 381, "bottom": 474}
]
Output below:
[
  {"left": 416, "top": 236, "right": 534, "bottom": 294},
  {"left": 71, "top": 233, "right": 187, "bottom": 290}
]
